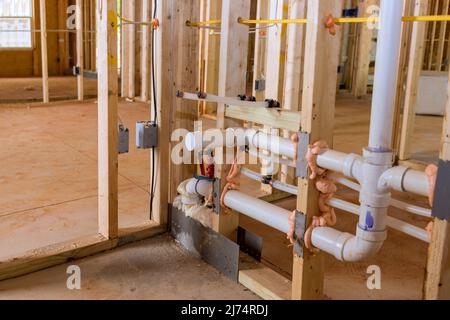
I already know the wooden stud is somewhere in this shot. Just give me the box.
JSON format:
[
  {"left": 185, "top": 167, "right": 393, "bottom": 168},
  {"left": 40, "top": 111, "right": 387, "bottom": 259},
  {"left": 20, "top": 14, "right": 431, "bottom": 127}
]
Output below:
[
  {"left": 261, "top": 0, "right": 284, "bottom": 194},
  {"left": 153, "top": 0, "right": 172, "bottom": 225},
  {"left": 292, "top": 0, "right": 342, "bottom": 300},
  {"left": 352, "top": 0, "right": 378, "bottom": 98},
  {"left": 97, "top": 0, "right": 119, "bottom": 239},
  {"left": 121, "top": 0, "right": 129, "bottom": 98},
  {"left": 436, "top": 0, "right": 449, "bottom": 71},
  {"left": 90, "top": 0, "right": 97, "bottom": 71},
  {"left": 427, "top": 0, "right": 440, "bottom": 70},
  {"left": 57, "top": 0, "right": 70, "bottom": 74},
  {"left": 39, "top": 0, "right": 49, "bottom": 103},
  {"left": 252, "top": 0, "right": 269, "bottom": 102},
  {"left": 281, "top": 0, "right": 306, "bottom": 184},
  {"left": 168, "top": 0, "right": 199, "bottom": 203},
  {"left": 391, "top": 0, "right": 414, "bottom": 152},
  {"left": 213, "top": 0, "right": 251, "bottom": 239},
  {"left": 76, "top": 0, "right": 85, "bottom": 101},
  {"left": 140, "top": 0, "right": 151, "bottom": 102},
  {"left": 128, "top": 0, "right": 136, "bottom": 99},
  {"left": 424, "top": 65, "right": 450, "bottom": 300},
  {"left": 399, "top": 0, "right": 429, "bottom": 161},
  {"left": 203, "top": 0, "right": 222, "bottom": 117}
]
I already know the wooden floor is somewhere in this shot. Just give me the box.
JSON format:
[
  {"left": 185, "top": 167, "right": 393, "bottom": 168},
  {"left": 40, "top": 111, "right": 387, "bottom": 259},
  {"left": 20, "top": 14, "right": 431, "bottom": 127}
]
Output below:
[{"left": 0, "top": 93, "right": 444, "bottom": 299}]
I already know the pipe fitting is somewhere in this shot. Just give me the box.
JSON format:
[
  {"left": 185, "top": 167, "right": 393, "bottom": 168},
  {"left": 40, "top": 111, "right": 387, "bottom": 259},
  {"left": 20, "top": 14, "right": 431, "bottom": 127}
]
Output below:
[
  {"left": 311, "top": 227, "right": 353, "bottom": 261},
  {"left": 342, "top": 153, "right": 364, "bottom": 182},
  {"left": 378, "top": 165, "right": 409, "bottom": 193}
]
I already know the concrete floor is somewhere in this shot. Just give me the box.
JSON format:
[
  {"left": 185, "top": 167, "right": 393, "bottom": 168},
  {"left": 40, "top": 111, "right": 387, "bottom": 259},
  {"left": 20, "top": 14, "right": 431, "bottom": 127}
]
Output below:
[
  {"left": 0, "top": 234, "right": 258, "bottom": 300},
  {"left": 0, "top": 99, "right": 152, "bottom": 260},
  {"left": 0, "top": 93, "right": 443, "bottom": 299}
]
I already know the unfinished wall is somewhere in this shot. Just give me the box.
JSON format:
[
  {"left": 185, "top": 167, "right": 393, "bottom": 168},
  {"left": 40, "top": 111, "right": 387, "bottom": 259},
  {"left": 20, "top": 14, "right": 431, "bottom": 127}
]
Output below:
[{"left": 0, "top": 0, "right": 76, "bottom": 77}]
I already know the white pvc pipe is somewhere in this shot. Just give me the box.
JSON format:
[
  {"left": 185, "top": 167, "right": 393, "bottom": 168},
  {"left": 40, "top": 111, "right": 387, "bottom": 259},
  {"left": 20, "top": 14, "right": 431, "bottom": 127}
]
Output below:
[
  {"left": 223, "top": 190, "right": 291, "bottom": 234},
  {"left": 185, "top": 128, "right": 296, "bottom": 159},
  {"left": 313, "top": 0, "right": 406, "bottom": 261},
  {"left": 240, "top": 168, "right": 298, "bottom": 195},
  {"left": 403, "top": 170, "right": 430, "bottom": 197},
  {"left": 184, "top": 177, "right": 291, "bottom": 234},
  {"left": 390, "top": 199, "right": 431, "bottom": 218},
  {"left": 327, "top": 198, "right": 430, "bottom": 243},
  {"left": 368, "top": 0, "right": 404, "bottom": 149},
  {"left": 186, "top": 178, "right": 212, "bottom": 197},
  {"left": 379, "top": 166, "right": 430, "bottom": 198}
]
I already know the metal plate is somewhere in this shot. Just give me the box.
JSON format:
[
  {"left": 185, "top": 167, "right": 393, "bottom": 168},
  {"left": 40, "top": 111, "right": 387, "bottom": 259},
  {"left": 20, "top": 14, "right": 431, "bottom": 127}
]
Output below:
[
  {"left": 432, "top": 160, "right": 450, "bottom": 221},
  {"left": 296, "top": 132, "right": 310, "bottom": 179},
  {"left": 294, "top": 211, "right": 307, "bottom": 257},
  {"left": 170, "top": 206, "right": 239, "bottom": 281},
  {"left": 212, "top": 178, "right": 221, "bottom": 214},
  {"left": 237, "top": 227, "right": 263, "bottom": 261}
]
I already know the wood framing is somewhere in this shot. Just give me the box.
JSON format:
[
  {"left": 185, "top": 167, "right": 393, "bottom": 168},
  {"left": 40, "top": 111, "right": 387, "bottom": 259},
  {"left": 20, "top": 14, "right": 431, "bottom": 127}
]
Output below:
[
  {"left": 76, "top": 0, "right": 84, "bottom": 101},
  {"left": 261, "top": 0, "right": 284, "bottom": 194},
  {"left": 39, "top": 0, "right": 49, "bottom": 103},
  {"left": 153, "top": 0, "right": 173, "bottom": 225},
  {"left": 140, "top": 0, "right": 151, "bottom": 102},
  {"left": 399, "top": 0, "right": 429, "bottom": 161},
  {"left": 214, "top": 0, "right": 251, "bottom": 239},
  {"left": 252, "top": 0, "right": 269, "bottom": 102},
  {"left": 128, "top": 0, "right": 136, "bottom": 99},
  {"left": 292, "top": 0, "right": 343, "bottom": 300},
  {"left": 424, "top": 67, "right": 450, "bottom": 300},
  {"left": 392, "top": 0, "right": 414, "bottom": 152},
  {"left": 352, "top": 0, "right": 378, "bottom": 98},
  {"left": 97, "top": 0, "right": 119, "bottom": 239},
  {"left": 202, "top": 0, "right": 222, "bottom": 117},
  {"left": 57, "top": 0, "right": 70, "bottom": 74},
  {"left": 168, "top": 0, "right": 200, "bottom": 203},
  {"left": 281, "top": 0, "right": 306, "bottom": 184}
]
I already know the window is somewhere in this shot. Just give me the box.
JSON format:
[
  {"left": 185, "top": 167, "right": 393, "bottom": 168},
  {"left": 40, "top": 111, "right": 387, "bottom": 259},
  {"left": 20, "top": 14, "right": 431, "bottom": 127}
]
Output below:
[{"left": 0, "top": 0, "right": 33, "bottom": 48}]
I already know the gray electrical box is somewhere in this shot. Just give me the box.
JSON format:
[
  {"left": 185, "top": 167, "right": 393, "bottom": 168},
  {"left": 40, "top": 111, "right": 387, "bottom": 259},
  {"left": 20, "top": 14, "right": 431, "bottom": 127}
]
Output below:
[
  {"left": 255, "top": 79, "right": 266, "bottom": 92},
  {"left": 136, "top": 121, "right": 158, "bottom": 149},
  {"left": 118, "top": 124, "right": 129, "bottom": 154}
]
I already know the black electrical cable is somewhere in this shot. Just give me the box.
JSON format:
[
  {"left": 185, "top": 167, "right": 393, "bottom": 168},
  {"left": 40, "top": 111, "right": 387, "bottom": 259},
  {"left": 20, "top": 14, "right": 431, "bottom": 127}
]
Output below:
[{"left": 149, "top": 0, "right": 158, "bottom": 220}]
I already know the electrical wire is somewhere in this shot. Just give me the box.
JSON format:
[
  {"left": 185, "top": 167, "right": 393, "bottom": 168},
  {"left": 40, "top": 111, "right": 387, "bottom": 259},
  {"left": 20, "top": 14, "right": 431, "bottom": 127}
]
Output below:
[{"left": 149, "top": 0, "right": 158, "bottom": 220}]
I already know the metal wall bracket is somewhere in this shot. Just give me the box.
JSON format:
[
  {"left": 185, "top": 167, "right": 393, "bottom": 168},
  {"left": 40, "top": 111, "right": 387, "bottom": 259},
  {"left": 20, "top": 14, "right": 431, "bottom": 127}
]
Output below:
[
  {"left": 296, "top": 132, "right": 310, "bottom": 179},
  {"left": 294, "top": 210, "right": 307, "bottom": 257},
  {"left": 212, "top": 178, "right": 221, "bottom": 215},
  {"left": 432, "top": 160, "right": 450, "bottom": 222}
]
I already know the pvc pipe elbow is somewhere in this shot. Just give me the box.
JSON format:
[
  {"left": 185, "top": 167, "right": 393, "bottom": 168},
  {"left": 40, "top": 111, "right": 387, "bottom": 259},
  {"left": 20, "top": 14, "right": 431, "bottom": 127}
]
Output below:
[
  {"left": 378, "top": 165, "right": 409, "bottom": 193},
  {"left": 311, "top": 226, "right": 386, "bottom": 262}
]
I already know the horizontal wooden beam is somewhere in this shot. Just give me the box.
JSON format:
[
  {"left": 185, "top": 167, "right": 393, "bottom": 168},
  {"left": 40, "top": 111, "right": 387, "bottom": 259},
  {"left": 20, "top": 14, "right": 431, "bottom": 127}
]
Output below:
[
  {"left": 0, "top": 223, "right": 166, "bottom": 281},
  {"left": 239, "top": 253, "right": 292, "bottom": 300},
  {"left": 225, "top": 105, "right": 302, "bottom": 131}
]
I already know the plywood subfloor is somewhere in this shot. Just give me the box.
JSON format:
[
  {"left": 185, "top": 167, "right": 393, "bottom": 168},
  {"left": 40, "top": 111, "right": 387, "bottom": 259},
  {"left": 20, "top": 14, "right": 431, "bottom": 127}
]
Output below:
[
  {"left": 0, "top": 234, "right": 258, "bottom": 300},
  {"left": 0, "top": 77, "right": 98, "bottom": 102},
  {"left": 0, "top": 99, "right": 152, "bottom": 260}
]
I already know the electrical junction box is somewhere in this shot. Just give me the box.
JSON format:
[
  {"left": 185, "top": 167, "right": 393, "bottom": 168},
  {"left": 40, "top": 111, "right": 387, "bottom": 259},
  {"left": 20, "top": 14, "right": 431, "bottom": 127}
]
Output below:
[
  {"left": 72, "top": 66, "right": 81, "bottom": 76},
  {"left": 118, "top": 124, "right": 129, "bottom": 154},
  {"left": 136, "top": 121, "right": 158, "bottom": 149},
  {"left": 255, "top": 79, "right": 266, "bottom": 92}
]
